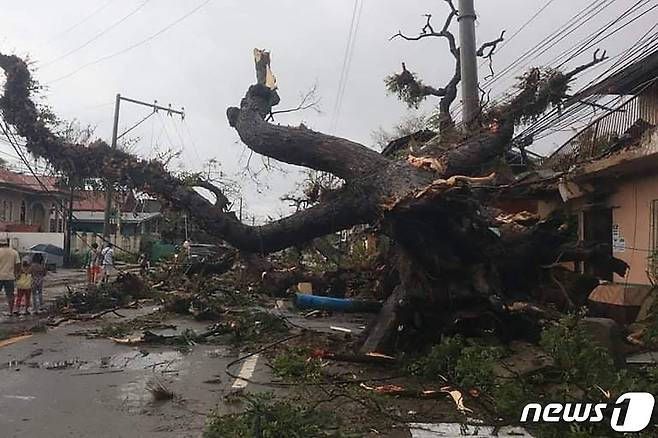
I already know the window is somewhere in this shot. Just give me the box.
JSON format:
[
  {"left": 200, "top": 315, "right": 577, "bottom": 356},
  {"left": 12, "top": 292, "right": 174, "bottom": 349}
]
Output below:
[
  {"left": 49, "top": 219, "right": 56, "bottom": 233},
  {"left": 1, "top": 201, "right": 5, "bottom": 221},
  {"left": 8, "top": 201, "right": 13, "bottom": 222}
]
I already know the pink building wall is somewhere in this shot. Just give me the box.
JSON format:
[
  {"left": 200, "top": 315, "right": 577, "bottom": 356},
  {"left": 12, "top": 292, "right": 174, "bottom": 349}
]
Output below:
[{"left": 609, "top": 174, "right": 658, "bottom": 285}]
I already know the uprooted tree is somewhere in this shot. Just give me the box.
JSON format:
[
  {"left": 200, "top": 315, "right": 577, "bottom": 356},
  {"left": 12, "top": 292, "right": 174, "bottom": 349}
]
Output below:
[{"left": 0, "top": 21, "right": 621, "bottom": 354}]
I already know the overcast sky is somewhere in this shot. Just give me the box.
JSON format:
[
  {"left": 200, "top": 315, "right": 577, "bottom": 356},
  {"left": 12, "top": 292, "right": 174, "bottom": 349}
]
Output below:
[{"left": 1, "top": 0, "right": 655, "bottom": 221}]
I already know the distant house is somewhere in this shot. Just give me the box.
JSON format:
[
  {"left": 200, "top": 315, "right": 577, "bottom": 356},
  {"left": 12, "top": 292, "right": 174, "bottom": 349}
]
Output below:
[
  {"left": 0, "top": 168, "right": 67, "bottom": 232},
  {"left": 71, "top": 191, "right": 161, "bottom": 253}
]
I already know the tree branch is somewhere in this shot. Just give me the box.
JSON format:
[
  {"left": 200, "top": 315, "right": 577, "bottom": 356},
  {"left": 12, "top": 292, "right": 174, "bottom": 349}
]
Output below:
[
  {"left": 267, "top": 83, "right": 321, "bottom": 121},
  {"left": 388, "top": 3, "right": 460, "bottom": 123},
  {"left": 564, "top": 49, "right": 607, "bottom": 80},
  {"left": 0, "top": 52, "right": 378, "bottom": 254},
  {"left": 192, "top": 180, "right": 231, "bottom": 210},
  {"left": 390, "top": 2, "right": 459, "bottom": 58},
  {"left": 476, "top": 31, "right": 505, "bottom": 58},
  {"left": 477, "top": 30, "right": 505, "bottom": 80},
  {"left": 227, "top": 50, "right": 388, "bottom": 180}
]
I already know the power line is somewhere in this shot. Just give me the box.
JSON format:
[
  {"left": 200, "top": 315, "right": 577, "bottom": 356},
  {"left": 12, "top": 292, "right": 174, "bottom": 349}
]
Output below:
[
  {"left": 552, "top": 0, "right": 654, "bottom": 69},
  {"left": 491, "top": 0, "right": 615, "bottom": 87},
  {"left": 116, "top": 109, "right": 155, "bottom": 141},
  {"left": 483, "top": 1, "right": 657, "bottom": 147},
  {"left": 482, "top": 0, "right": 558, "bottom": 62},
  {"left": 451, "top": 0, "right": 559, "bottom": 118},
  {"left": 329, "top": 0, "right": 364, "bottom": 133},
  {"left": 41, "top": 0, "right": 151, "bottom": 68},
  {"left": 48, "top": 0, "right": 212, "bottom": 84},
  {"left": 518, "top": 34, "right": 658, "bottom": 147},
  {"left": 39, "top": 0, "right": 114, "bottom": 48},
  {"left": 534, "top": 30, "right": 658, "bottom": 139},
  {"left": 0, "top": 120, "right": 138, "bottom": 255},
  {"left": 181, "top": 120, "right": 204, "bottom": 167},
  {"left": 453, "top": 0, "right": 614, "bottom": 119}
]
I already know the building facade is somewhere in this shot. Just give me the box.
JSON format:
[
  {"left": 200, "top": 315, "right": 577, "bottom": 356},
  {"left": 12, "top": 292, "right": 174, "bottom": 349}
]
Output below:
[
  {"left": 0, "top": 168, "right": 67, "bottom": 233},
  {"left": 543, "top": 51, "right": 658, "bottom": 286},
  {"left": 71, "top": 191, "right": 161, "bottom": 254}
]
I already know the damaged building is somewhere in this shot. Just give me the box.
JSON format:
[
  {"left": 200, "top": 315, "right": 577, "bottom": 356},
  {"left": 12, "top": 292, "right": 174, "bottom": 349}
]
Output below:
[{"left": 539, "top": 50, "right": 658, "bottom": 322}]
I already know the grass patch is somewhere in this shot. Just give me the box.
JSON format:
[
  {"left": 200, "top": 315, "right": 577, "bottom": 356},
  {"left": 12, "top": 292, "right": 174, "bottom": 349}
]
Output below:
[
  {"left": 404, "top": 315, "right": 658, "bottom": 437},
  {"left": 204, "top": 393, "right": 341, "bottom": 437},
  {"left": 271, "top": 348, "right": 323, "bottom": 382},
  {"left": 407, "top": 335, "right": 503, "bottom": 391}
]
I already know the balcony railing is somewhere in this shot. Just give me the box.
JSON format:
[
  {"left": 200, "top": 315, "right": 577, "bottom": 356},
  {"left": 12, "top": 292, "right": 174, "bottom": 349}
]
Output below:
[{"left": 542, "top": 87, "right": 658, "bottom": 172}]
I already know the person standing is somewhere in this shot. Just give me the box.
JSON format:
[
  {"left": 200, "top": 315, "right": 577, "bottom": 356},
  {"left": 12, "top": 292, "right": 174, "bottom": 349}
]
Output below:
[
  {"left": 100, "top": 243, "right": 115, "bottom": 283},
  {"left": 14, "top": 258, "right": 32, "bottom": 315},
  {"left": 138, "top": 252, "right": 150, "bottom": 277},
  {"left": 0, "top": 237, "right": 20, "bottom": 316},
  {"left": 84, "top": 243, "right": 100, "bottom": 284},
  {"left": 30, "top": 252, "right": 46, "bottom": 313}
]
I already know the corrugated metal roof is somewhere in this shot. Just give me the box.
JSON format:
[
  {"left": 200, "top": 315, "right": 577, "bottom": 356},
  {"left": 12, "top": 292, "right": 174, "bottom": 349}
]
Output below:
[{"left": 0, "top": 168, "right": 63, "bottom": 194}]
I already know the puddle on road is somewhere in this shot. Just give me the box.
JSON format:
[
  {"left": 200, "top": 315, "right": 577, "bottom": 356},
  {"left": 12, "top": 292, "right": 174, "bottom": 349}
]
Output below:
[
  {"left": 27, "top": 358, "right": 89, "bottom": 370},
  {"left": 117, "top": 376, "right": 154, "bottom": 414},
  {"left": 108, "top": 350, "right": 184, "bottom": 371},
  {"left": 1, "top": 349, "right": 186, "bottom": 373},
  {"left": 205, "top": 347, "right": 231, "bottom": 358}
]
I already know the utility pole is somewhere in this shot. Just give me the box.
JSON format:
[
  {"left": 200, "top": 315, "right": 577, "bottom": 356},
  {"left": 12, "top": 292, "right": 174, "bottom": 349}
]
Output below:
[
  {"left": 103, "top": 93, "right": 121, "bottom": 237},
  {"left": 458, "top": 0, "right": 479, "bottom": 126},
  {"left": 103, "top": 94, "right": 185, "bottom": 237},
  {"left": 64, "top": 182, "right": 74, "bottom": 266}
]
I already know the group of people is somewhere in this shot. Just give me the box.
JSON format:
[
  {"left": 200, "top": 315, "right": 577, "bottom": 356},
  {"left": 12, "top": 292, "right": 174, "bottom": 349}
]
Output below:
[
  {"left": 0, "top": 238, "right": 46, "bottom": 316},
  {"left": 83, "top": 242, "right": 115, "bottom": 284}
]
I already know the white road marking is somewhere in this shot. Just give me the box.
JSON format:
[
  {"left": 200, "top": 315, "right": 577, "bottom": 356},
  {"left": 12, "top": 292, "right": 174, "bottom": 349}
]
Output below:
[
  {"left": 231, "top": 354, "right": 259, "bottom": 389},
  {"left": 4, "top": 395, "right": 36, "bottom": 401}
]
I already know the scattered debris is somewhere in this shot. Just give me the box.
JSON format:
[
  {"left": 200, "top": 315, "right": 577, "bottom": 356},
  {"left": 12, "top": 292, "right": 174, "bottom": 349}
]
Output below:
[
  {"left": 146, "top": 380, "right": 175, "bottom": 401},
  {"left": 0, "top": 333, "right": 32, "bottom": 348},
  {"left": 204, "top": 393, "right": 340, "bottom": 437},
  {"left": 408, "top": 422, "right": 533, "bottom": 437}
]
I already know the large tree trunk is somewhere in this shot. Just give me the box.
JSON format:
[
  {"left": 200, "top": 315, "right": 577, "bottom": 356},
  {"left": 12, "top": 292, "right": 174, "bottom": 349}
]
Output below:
[{"left": 0, "top": 50, "right": 620, "bottom": 354}]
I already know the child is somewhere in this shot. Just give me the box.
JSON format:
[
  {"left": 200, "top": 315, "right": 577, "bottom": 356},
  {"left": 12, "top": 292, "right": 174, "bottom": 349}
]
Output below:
[
  {"left": 30, "top": 253, "right": 46, "bottom": 314},
  {"left": 84, "top": 243, "right": 100, "bottom": 284},
  {"left": 14, "top": 259, "right": 32, "bottom": 315}
]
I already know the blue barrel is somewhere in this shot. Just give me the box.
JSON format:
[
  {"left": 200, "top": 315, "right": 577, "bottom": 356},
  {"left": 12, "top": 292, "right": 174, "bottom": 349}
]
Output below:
[{"left": 294, "top": 293, "right": 382, "bottom": 313}]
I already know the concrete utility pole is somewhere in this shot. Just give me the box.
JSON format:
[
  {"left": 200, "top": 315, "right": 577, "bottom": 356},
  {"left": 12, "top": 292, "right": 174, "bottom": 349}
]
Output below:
[
  {"left": 103, "top": 94, "right": 185, "bottom": 237},
  {"left": 458, "top": 0, "right": 480, "bottom": 126},
  {"left": 103, "top": 93, "right": 121, "bottom": 237}
]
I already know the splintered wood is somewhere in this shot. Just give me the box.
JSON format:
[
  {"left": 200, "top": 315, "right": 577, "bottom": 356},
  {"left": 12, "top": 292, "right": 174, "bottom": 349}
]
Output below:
[
  {"left": 380, "top": 172, "right": 496, "bottom": 211},
  {"left": 253, "top": 48, "right": 277, "bottom": 90}
]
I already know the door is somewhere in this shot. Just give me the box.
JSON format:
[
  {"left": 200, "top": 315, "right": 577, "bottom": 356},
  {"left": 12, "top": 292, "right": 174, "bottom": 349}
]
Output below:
[{"left": 583, "top": 208, "right": 613, "bottom": 281}]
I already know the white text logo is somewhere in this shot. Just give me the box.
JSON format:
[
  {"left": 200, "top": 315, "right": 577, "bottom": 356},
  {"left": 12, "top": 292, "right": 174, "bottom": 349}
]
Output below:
[{"left": 520, "top": 392, "right": 655, "bottom": 432}]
